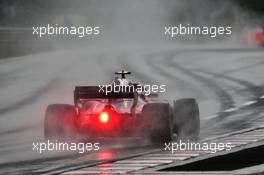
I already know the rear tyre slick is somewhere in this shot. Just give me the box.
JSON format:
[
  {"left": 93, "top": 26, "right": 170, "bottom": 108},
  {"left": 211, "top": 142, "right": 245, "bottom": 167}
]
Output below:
[
  {"left": 44, "top": 104, "right": 77, "bottom": 142},
  {"left": 173, "top": 98, "right": 200, "bottom": 141},
  {"left": 142, "top": 103, "right": 172, "bottom": 143}
]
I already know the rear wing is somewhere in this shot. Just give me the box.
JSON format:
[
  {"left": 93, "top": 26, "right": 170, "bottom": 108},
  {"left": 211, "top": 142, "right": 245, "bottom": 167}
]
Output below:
[{"left": 74, "top": 86, "right": 135, "bottom": 104}]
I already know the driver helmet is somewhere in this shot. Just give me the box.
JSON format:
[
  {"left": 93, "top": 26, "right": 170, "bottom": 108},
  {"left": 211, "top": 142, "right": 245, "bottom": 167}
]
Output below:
[{"left": 114, "top": 77, "right": 130, "bottom": 86}]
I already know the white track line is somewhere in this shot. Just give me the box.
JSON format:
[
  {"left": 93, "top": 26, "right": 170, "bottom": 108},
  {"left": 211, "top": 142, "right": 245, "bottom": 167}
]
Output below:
[
  {"left": 75, "top": 170, "right": 129, "bottom": 173},
  {"left": 146, "top": 153, "right": 199, "bottom": 157},
  {"left": 116, "top": 159, "right": 173, "bottom": 164},
  {"left": 223, "top": 107, "right": 238, "bottom": 113},
  {"left": 63, "top": 170, "right": 129, "bottom": 174},
  {"left": 86, "top": 166, "right": 142, "bottom": 170},
  {"left": 133, "top": 156, "right": 187, "bottom": 160},
  {"left": 220, "top": 139, "right": 258, "bottom": 142},
  {"left": 229, "top": 136, "right": 262, "bottom": 139},
  {"left": 203, "top": 114, "right": 219, "bottom": 120},
  {"left": 242, "top": 100, "right": 257, "bottom": 107},
  {"left": 97, "top": 163, "right": 157, "bottom": 167},
  {"left": 110, "top": 163, "right": 158, "bottom": 167}
]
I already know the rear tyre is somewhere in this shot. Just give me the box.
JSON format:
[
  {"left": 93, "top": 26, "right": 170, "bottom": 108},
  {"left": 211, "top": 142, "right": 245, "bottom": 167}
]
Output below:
[
  {"left": 44, "top": 104, "right": 77, "bottom": 142},
  {"left": 142, "top": 103, "right": 172, "bottom": 143},
  {"left": 173, "top": 98, "right": 200, "bottom": 141}
]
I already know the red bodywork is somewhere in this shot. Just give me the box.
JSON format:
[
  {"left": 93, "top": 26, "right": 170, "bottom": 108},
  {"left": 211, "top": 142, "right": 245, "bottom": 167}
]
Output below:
[
  {"left": 256, "top": 32, "right": 264, "bottom": 43},
  {"left": 78, "top": 107, "right": 118, "bottom": 129},
  {"left": 77, "top": 105, "right": 141, "bottom": 137}
]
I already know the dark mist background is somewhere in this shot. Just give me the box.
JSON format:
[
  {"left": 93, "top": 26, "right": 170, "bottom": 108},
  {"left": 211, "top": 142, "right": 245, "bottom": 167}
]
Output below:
[{"left": 0, "top": 0, "right": 263, "bottom": 58}]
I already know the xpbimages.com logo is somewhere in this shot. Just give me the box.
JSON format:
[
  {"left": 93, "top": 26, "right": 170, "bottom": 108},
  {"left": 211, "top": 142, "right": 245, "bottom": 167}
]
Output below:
[
  {"left": 32, "top": 24, "right": 100, "bottom": 38},
  {"left": 164, "top": 140, "right": 233, "bottom": 154},
  {"left": 32, "top": 140, "right": 100, "bottom": 154},
  {"left": 98, "top": 82, "right": 166, "bottom": 96}
]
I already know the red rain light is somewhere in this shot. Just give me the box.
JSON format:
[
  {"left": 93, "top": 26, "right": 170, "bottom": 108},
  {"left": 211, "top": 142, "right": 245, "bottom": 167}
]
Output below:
[
  {"left": 100, "top": 112, "right": 109, "bottom": 123},
  {"left": 256, "top": 33, "right": 264, "bottom": 42}
]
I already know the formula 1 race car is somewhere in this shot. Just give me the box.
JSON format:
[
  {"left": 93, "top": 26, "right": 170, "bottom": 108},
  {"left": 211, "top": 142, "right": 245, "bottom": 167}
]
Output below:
[{"left": 44, "top": 70, "right": 200, "bottom": 143}]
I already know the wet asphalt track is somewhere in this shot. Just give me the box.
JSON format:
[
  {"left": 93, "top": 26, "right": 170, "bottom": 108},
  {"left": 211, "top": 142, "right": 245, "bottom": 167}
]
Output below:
[{"left": 0, "top": 44, "right": 263, "bottom": 174}]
